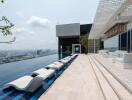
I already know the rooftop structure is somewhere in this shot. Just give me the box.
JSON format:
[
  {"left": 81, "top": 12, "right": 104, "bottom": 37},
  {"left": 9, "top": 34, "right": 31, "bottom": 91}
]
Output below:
[
  {"left": 56, "top": 23, "right": 92, "bottom": 57},
  {"left": 56, "top": 23, "right": 80, "bottom": 37},
  {"left": 89, "top": 0, "right": 132, "bottom": 39}
]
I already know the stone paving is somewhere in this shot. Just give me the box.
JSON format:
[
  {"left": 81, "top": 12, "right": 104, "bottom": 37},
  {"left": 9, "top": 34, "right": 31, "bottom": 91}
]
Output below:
[
  {"left": 93, "top": 54, "right": 132, "bottom": 93},
  {"left": 39, "top": 54, "right": 132, "bottom": 100},
  {"left": 39, "top": 54, "right": 105, "bottom": 100}
]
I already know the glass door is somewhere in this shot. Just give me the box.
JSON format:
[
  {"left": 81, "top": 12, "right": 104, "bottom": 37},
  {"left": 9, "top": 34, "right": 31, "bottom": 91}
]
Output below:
[{"left": 72, "top": 44, "right": 81, "bottom": 54}]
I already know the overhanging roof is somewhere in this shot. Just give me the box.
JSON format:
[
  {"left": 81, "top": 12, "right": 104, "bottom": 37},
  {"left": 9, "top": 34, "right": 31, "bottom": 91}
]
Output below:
[
  {"left": 56, "top": 23, "right": 80, "bottom": 37},
  {"left": 89, "top": 0, "right": 132, "bottom": 39}
]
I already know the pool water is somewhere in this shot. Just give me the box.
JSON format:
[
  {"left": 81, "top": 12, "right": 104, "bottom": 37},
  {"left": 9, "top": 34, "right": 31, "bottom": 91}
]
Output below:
[
  {"left": 0, "top": 54, "right": 60, "bottom": 99},
  {"left": 0, "top": 54, "right": 58, "bottom": 88}
]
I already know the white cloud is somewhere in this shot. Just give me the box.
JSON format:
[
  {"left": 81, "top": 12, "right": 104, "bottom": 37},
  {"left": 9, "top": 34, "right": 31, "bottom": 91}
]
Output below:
[
  {"left": 0, "top": 16, "right": 56, "bottom": 49},
  {"left": 12, "top": 27, "right": 35, "bottom": 35},
  {"left": 27, "top": 16, "right": 50, "bottom": 28},
  {"left": 16, "top": 11, "right": 24, "bottom": 18}
]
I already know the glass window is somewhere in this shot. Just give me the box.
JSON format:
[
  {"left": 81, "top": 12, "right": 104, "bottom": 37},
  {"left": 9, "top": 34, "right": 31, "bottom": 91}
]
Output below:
[{"left": 104, "top": 35, "right": 119, "bottom": 52}]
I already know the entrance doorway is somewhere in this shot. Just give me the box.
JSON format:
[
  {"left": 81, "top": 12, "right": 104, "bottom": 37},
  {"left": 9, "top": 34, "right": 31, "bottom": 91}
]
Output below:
[{"left": 72, "top": 44, "right": 81, "bottom": 54}]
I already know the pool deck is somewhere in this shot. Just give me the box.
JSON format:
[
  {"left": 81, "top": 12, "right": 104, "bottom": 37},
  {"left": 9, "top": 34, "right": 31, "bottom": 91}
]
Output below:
[
  {"left": 93, "top": 54, "right": 132, "bottom": 95},
  {"left": 39, "top": 54, "right": 132, "bottom": 100}
]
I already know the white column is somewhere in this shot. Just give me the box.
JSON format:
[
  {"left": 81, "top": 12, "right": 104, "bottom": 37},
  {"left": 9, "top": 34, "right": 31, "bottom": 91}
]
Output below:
[
  {"left": 94, "top": 39, "right": 96, "bottom": 53},
  {"left": 127, "top": 30, "right": 129, "bottom": 52}
]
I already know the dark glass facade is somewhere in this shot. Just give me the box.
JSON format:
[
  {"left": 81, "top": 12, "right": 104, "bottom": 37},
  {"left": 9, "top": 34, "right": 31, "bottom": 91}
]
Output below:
[
  {"left": 119, "top": 30, "right": 132, "bottom": 52},
  {"left": 58, "top": 36, "right": 80, "bottom": 59},
  {"left": 58, "top": 24, "right": 93, "bottom": 58}
]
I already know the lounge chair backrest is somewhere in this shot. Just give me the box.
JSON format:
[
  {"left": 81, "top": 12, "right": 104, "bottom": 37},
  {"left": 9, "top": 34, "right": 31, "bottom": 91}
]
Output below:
[
  {"left": 37, "top": 69, "right": 55, "bottom": 80},
  {"left": 26, "top": 76, "right": 44, "bottom": 92}
]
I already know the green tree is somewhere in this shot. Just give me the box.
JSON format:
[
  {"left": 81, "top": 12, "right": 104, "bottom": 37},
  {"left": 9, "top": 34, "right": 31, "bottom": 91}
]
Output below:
[
  {"left": 0, "top": 0, "right": 15, "bottom": 43},
  {"left": 80, "top": 34, "right": 88, "bottom": 54},
  {"left": 1, "top": 0, "right": 4, "bottom": 3}
]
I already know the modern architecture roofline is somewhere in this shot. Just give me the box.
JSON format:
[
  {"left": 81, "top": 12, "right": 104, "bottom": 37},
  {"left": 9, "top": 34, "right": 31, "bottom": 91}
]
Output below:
[{"left": 89, "top": 0, "right": 132, "bottom": 39}]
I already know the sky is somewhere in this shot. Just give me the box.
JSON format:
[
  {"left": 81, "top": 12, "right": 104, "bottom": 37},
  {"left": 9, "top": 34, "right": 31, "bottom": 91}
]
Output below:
[{"left": 0, "top": 0, "right": 99, "bottom": 50}]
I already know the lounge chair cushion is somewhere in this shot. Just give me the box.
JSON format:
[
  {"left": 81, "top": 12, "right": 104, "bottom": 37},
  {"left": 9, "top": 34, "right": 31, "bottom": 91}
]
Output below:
[
  {"left": 54, "top": 61, "right": 63, "bottom": 65},
  {"left": 46, "top": 63, "right": 64, "bottom": 70},
  {"left": 59, "top": 59, "right": 69, "bottom": 64},
  {"left": 32, "top": 68, "right": 48, "bottom": 75},
  {"left": 37, "top": 69, "right": 55, "bottom": 80},
  {"left": 5, "top": 75, "right": 43, "bottom": 92},
  {"left": 7, "top": 76, "right": 33, "bottom": 89}
]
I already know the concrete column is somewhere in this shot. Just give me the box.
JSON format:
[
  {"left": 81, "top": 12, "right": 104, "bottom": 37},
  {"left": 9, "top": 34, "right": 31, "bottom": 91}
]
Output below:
[
  {"left": 127, "top": 30, "right": 129, "bottom": 52},
  {"left": 94, "top": 39, "right": 96, "bottom": 53}
]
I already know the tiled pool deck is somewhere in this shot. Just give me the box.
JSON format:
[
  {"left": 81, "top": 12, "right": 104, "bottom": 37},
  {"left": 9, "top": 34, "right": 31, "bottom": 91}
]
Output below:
[
  {"left": 39, "top": 54, "right": 105, "bottom": 100},
  {"left": 93, "top": 54, "right": 132, "bottom": 94},
  {"left": 39, "top": 54, "right": 132, "bottom": 100}
]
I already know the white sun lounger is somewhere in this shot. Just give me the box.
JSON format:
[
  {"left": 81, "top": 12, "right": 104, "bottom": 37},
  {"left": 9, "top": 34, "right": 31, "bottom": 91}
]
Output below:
[
  {"left": 54, "top": 61, "right": 63, "bottom": 65},
  {"left": 71, "top": 54, "right": 78, "bottom": 58},
  {"left": 5, "top": 69, "right": 56, "bottom": 92},
  {"left": 63, "top": 56, "right": 72, "bottom": 61},
  {"left": 5, "top": 75, "right": 43, "bottom": 92},
  {"left": 37, "top": 72, "right": 55, "bottom": 80},
  {"left": 46, "top": 63, "right": 64, "bottom": 70},
  {"left": 32, "top": 68, "right": 55, "bottom": 77},
  {"left": 32, "top": 68, "right": 48, "bottom": 75},
  {"left": 64, "top": 56, "right": 71, "bottom": 59},
  {"left": 70, "top": 56, "right": 74, "bottom": 59},
  {"left": 59, "top": 59, "right": 70, "bottom": 64}
]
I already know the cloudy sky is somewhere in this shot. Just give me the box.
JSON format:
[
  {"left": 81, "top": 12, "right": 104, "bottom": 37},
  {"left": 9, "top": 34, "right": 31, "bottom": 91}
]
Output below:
[{"left": 0, "top": 0, "right": 99, "bottom": 50}]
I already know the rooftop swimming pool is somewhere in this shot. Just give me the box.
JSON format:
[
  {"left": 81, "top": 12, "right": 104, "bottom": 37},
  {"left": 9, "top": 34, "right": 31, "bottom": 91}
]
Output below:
[{"left": 0, "top": 54, "right": 58, "bottom": 100}]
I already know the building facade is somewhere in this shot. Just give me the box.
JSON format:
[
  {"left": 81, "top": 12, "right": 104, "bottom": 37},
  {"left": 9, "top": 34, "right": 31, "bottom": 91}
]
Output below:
[
  {"left": 89, "top": 0, "right": 132, "bottom": 52},
  {"left": 56, "top": 23, "right": 92, "bottom": 58}
]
